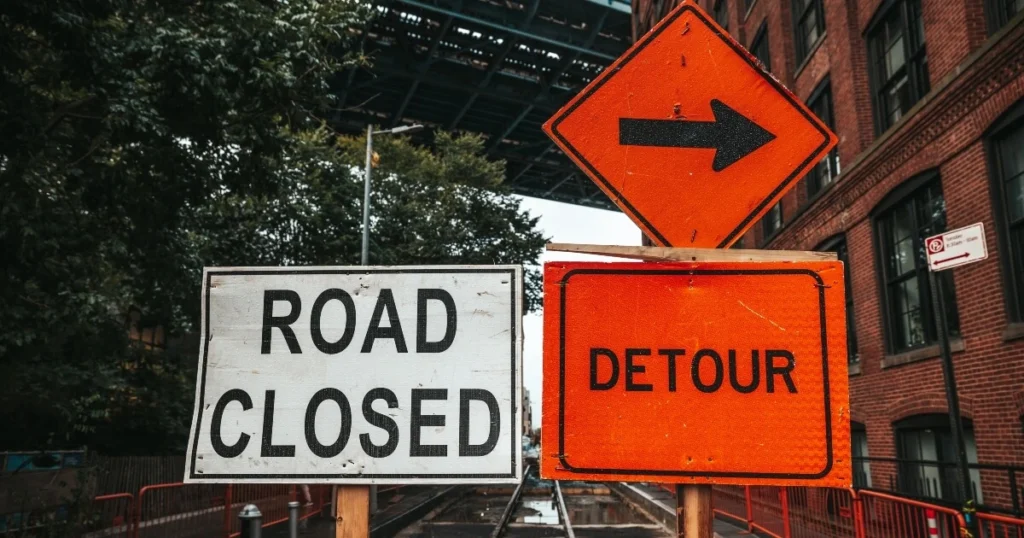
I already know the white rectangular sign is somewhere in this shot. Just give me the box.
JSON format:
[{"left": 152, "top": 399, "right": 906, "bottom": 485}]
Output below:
[
  {"left": 184, "top": 266, "right": 523, "bottom": 484},
  {"left": 925, "top": 223, "right": 988, "bottom": 272}
]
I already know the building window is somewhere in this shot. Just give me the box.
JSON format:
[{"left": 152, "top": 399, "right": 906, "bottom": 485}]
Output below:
[
  {"left": 714, "top": 0, "right": 730, "bottom": 31},
  {"left": 986, "top": 0, "right": 1023, "bottom": 34},
  {"left": 806, "top": 79, "right": 841, "bottom": 198},
  {"left": 818, "top": 236, "right": 858, "bottom": 363},
  {"left": 873, "top": 173, "right": 960, "bottom": 353},
  {"left": 986, "top": 101, "right": 1024, "bottom": 322},
  {"left": 762, "top": 202, "right": 783, "bottom": 239},
  {"left": 793, "top": 0, "right": 826, "bottom": 64},
  {"left": 867, "top": 0, "right": 928, "bottom": 133},
  {"left": 750, "top": 22, "right": 772, "bottom": 73},
  {"left": 895, "top": 415, "right": 983, "bottom": 503},
  {"left": 852, "top": 423, "right": 872, "bottom": 488}
]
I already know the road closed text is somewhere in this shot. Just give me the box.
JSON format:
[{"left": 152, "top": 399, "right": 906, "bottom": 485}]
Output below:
[{"left": 185, "top": 267, "right": 522, "bottom": 484}]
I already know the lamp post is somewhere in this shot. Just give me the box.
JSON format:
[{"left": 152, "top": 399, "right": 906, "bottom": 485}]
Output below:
[
  {"left": 361, "top": 124, "right": 424, "bottom": 265},
  {"left": 360, "top": 123, "right": 423, "bottom": 517}
]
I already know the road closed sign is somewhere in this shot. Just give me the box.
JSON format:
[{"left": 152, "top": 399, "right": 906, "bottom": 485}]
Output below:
[
  {"left": 184, "top": 267, "right": 522, "bottom": 484},
  {"left": 541, "top": 261, "right": 851, "bottom": 487}
]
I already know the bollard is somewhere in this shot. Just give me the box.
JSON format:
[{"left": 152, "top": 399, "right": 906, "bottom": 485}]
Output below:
[
  {"left": 239, "top": 504, "right": 262, "bottom": 538},
  {"left": 288, "top": 501, "right": 300, "bottom": 538}
]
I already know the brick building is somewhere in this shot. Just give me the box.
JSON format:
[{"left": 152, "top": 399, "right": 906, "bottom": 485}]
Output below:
[{"left": 633, "top": 0, "right": 1024, "bottom": 511}]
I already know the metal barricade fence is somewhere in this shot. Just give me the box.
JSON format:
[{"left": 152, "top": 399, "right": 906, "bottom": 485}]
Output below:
[
  {"left": 228, "top": 485, "right": 295, "bottom": 537},
  {"left": 672, "top": 484, "right": 976, "bottom": 538},
  {"left": 858, "top": 490, "right": 965, "bottom": 538},
  {"left": 712, "top": 485, "right": 750, "bottom": 528},
  {"left": 88, "top": 493, "right": 134, "bottom": 538},
  {"left": 786, "top": 487, "right": 858, "bottom": 538},
  {"left": 748, "top": 485, "right": 789, "bottom": 538},
  {"left": 977, "top": 512, "right": 1024, "bottom": 538},
  {"left": 134, "top": 483, "right": 227, "bottom": 538}
]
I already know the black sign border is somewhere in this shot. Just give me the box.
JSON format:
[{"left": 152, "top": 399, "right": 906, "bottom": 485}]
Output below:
[
  {"left": 557, "top": 268, "right": 834, "bottom": 479},
  {"left": 188, "top": 267, "right": 520, "bottom": 480},
  {"left": 548, "top": 4, "right": 833, "bottom": 248}
]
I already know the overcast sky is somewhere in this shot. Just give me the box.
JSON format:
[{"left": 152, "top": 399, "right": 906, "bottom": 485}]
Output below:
[{"left": 514, "top": 196, "right": 641, "bottom": 428}]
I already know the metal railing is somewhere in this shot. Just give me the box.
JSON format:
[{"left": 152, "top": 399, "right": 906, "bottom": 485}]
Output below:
[
  {"left": 701, "top": 485, "right": 968, "bottom": 538},
  {"left": 976, "top": 512, "right": 1024, "bottom": 538},
  {"left": 854, "top": 457, "right": 1024, "bottom": 516}
]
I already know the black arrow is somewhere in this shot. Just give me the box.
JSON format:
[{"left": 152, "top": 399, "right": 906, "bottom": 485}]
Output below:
[{"left": 619, "top": 99, "right": 777, "bottom": 172}]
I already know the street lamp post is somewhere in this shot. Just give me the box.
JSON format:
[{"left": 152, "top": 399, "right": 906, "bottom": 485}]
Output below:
[
  {"left": 361, "top": 124, "right": 424, "bottom": 265},
  {"left": 359, "top": 123, "right": 422, "bottom": 517}
]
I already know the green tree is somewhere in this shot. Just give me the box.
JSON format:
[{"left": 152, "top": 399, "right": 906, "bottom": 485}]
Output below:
[{"left": 0, "top": 0, "right": 546, "bottom": 453}]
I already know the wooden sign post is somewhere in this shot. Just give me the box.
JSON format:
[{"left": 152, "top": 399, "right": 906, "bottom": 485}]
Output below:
[
  {"left": 337, "top": 486, "right": 370, "bottom": 538},
  {"left": 679, "top": 485, "right": 713, "bottom": 538}
]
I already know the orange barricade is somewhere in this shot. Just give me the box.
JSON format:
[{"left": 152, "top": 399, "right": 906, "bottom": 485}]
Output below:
[
  {"left": 747, "top": 485, "right": 789, "bottom": 538},
  {"left": 858, "top": 490, "right": 965, "bottom": 538},
  {"left": 134, "top": 483, "right": 227, "bottom": 538},
  {"left": 712, "top": 485, "right": 751, "bottom": 528},
  {"left": 90, "top": 493, "right": 134, "bottom": 538},
  {"left": 786, "top": 487, "right": 858, "bottom": 538},
  {"left": 977, "top": 512, "right": 1024, "bottom": 538}
]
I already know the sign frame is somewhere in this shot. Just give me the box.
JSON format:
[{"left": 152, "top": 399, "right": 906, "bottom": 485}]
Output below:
[{"left": 184, "top": 265, "right": 523, "bottom": 485}]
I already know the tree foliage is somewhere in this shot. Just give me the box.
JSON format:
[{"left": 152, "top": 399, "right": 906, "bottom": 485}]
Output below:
[{"left": 0, "top": 0, "right": 546, "bottom": 453}]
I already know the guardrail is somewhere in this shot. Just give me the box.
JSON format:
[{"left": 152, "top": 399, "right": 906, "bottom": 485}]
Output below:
[
  {"left": 657, "top": 484, "right": 979, "bottom": 538},
  {"left": 76, "top": 483, "right": 403, "bottom": 538},
  {"left": 977, "top": 512, "right": 1024, "bottom": 537},
  {"left": 88, "top": 493, "right": 134, "bottom": 538}
]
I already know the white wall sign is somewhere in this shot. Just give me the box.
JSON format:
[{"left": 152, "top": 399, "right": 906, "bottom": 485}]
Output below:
[
  {"left": 184, "top": 266, "right": 523, "bottom": 484},
  {"left": 925, "top": 223, "right": 988, "bottom": 272}
]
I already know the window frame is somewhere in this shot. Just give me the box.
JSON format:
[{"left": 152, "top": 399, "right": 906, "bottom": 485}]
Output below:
[
  {"left": 805, "top": 77, "right": 840, "bottom": 199},
  {"left": 714, "top": 0, "right": 730, "bottom": 31},
  {"left": 871, "top": 171, "right": 960, "bottom": 354},
  {"left": 792, "top": 0, "right": 826, "bottom": 65},
  {"left": 851, "top": 422, "right": 872, "bottom": 488},
  {"left": 985, "top": 0, "right": 1023, "bottom": 35},
  {"left": 984, "top": 98, "right": 1024, "bottom": 323},
  {"left": 750, "top": 21, "right": 772, "bottom": 73},
  {"left": 865, "top": 0, "right": 929, "bottom": 134},
  {"left": 761, "top": 201, "right": 783, "bottom": 240},
  {"left": 817, "top": 234, "right": 858, "bottom": 363},
  {"left": 894, "top": 414, "right": 981, "bottom": 503}
]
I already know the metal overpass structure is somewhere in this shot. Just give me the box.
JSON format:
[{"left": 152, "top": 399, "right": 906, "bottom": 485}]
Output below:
[{"left": 329, "top": 0, "right": 634, "bottom": 209}]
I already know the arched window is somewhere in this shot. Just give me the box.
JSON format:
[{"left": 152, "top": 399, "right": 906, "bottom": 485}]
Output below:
[
  {"left": 851, "top": 421, "right": 872, "bottom": 487},
  {"left": 894, "top": 414, "right": 982, "bottom": 503},
  {"left": 816, "top": 235, "right": 858, "bottom": 365},
  {"left": 984, "top": 98, "right": 1024, "bottom": 325}
]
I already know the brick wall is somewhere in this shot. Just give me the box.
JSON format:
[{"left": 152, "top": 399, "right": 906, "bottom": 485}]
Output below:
[{"left": 632, "top": 0, "right": 1024, "bottom": 504}]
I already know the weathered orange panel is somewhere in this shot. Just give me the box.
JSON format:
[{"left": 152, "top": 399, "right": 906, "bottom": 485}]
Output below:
[
  {"left": 541, "top": 261, "right": 851, "bottom": 487},
  {"left": 542, "top": 0, "right": 838, "bottom": 248}
]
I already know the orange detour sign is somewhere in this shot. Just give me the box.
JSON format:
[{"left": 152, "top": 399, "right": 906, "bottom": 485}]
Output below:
[
  {"left": 541, "top": 261, "right": 851, "bottom": 486},
  {"left": 542, "top": 0, "right": 838, "bottom": 248}
]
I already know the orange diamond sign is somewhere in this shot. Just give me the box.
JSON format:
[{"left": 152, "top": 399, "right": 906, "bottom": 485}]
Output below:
[{"left": 542, "top": 0, "right": 838, "bottom": 248}]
